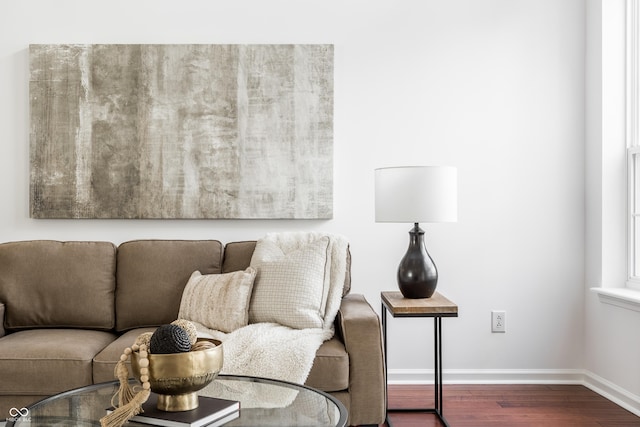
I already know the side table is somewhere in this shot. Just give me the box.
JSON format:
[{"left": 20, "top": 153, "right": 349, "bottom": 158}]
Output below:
[{"left": 381, "top": 291, "right": 458, "bottom": 427}]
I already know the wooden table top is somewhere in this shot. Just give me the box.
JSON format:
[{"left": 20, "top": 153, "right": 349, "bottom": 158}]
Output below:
[{"left": 381, "top": 291, "right": 458, "bottom": 317}]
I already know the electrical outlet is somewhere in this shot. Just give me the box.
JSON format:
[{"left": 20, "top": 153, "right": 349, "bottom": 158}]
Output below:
[{"left": 492, "top": 310, "right": 506, "bottom": 333}]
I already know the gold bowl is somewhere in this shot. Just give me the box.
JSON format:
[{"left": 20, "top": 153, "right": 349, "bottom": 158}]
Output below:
[{"left": 131, "top": 338, "right": 223, "bottom": 412}]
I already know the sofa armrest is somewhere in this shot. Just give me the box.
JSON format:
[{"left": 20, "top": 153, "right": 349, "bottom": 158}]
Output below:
[
  {"left": 337, "top": 293, "right": 386, "bottom": 425},
  {"left": 0, "top": 302, "right": 5, "bottom": 338}
]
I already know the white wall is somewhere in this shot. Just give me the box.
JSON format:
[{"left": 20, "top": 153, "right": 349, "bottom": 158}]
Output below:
[{"left": 0, "top": 0, "right": 586, "bottom": 382}]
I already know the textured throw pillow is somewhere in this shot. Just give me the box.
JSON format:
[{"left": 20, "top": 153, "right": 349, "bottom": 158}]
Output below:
[
  {"left": 249, "top": 237, "right": 330, "bottom": 329},
  {"left": 178, "top": 267, "right": 256, "bottom": 333}
]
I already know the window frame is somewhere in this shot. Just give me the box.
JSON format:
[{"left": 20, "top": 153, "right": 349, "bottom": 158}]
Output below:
[
  {"left": 593, "top": 0, "right": 640, "bottom": 311},
  {"left": 628, "top": 148, "right": 640, "bottom": 289},
  {"left": 629, "top": 0, "right": 640, "bottom": 288}
]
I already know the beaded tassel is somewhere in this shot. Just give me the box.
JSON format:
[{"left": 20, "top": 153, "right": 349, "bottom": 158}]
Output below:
[
  {"left": 113, "top": 347, "right": 135, "bottom": 407},
  {"left": 100, "top": 344, "right": 151, "bottom": 427}
]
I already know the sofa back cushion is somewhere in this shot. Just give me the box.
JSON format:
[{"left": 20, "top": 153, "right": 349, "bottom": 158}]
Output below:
[
  {"left": 222, "top": 241, "right": 257, "bottom": 273},
  {"left": 223, "top": 240, "right": 352, "bottom": 296},
  {"left": 115, "top": 240, "right": 223, "bottom": 331},
  {"left": 0, "top": 240, "right": 117, "bottom": 331}
]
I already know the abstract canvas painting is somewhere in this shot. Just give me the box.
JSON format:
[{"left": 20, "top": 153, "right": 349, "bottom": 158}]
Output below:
[{"left": 29, "top": 44, "right": 333, "bottom": 219}]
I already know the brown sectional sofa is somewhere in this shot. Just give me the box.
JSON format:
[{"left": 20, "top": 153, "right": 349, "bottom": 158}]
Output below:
[{"left": 0, "top": 239, "right": 385, "bottom": 426}]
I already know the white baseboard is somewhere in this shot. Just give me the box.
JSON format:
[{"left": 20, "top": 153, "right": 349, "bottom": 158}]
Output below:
[
  {"left": 388, "top": 368, "right": 585, "bottom": 385},
  {"left": 388, "top": 368, "right": 640, "bottom": 417},
  {"left": 583, "top": 370, "right": 640, "bottom": 417}
]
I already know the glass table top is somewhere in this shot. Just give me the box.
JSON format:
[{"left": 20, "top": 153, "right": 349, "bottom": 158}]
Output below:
[{"left": 7, "top": 375, "right": 347, "bottom": 427}]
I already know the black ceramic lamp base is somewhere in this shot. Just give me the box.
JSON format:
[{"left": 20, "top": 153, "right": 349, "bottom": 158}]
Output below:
[{"left": 397, "top": 223, "right": 438, "bottom": 299}]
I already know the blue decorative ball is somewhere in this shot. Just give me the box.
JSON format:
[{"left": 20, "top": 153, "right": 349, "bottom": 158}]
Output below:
[{"left": 149, "top": 324, "right": 192, "bottom": 354}]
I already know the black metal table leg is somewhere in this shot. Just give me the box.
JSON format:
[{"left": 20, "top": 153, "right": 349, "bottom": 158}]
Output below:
[{"left": 383, "top": 305, "right": 450, "bottom": 427}]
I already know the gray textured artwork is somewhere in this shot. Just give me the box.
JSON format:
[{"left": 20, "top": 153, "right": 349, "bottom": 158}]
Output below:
[{"left": 29, "top": 44, "right": 333, "bottom": 219}]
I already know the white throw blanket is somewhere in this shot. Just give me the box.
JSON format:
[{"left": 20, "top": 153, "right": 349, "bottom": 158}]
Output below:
[{"left": 199, "top": 232, "right": 348, "bottom": 407}]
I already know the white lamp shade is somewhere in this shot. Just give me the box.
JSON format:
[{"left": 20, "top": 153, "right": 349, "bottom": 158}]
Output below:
[{"left": 375, "top": 166, "right": 457, "bottom": 223}]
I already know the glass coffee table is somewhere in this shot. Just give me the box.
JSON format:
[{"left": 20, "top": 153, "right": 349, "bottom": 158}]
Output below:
[{"left": 7, "top": 375, "right": 348, "bottom": 427}]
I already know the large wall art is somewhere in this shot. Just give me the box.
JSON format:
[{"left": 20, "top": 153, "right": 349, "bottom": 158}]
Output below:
[{"left": 29, "top": 44, "right": 334, "bottom": 219}]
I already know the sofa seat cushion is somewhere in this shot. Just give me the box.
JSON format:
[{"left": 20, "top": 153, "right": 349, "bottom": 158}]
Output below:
[
  {"left": 92, "top": 327, "right": 156, "bottom": 383},
  {"left": 0, "top": 329, "right": 116, "bottom": 395},
  {"left": 96, "top": 329, "right": 349, "bottom": 392},
  {"left": 305, "top": 336, "right": 349, "bottom": 392}
]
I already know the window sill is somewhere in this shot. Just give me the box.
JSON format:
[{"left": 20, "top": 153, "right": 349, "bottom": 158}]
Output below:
[{"left": 591, "top": 287, "right": 640, "bottom": 312}]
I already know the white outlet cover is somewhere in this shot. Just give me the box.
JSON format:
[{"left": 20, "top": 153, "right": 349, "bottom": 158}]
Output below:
[{"left": 492, "top": 310, "right": 506, "bottom": 333}]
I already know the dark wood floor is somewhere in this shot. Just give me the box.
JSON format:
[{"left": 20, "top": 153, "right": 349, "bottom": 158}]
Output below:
[{"left": 382, "top": 384, "right": 640, "bottom": 427}]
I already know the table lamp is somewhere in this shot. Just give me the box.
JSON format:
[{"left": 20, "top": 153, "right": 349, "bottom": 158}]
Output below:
[{"left": 375, "top": 166, "right": 457, "bottom": 299}]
